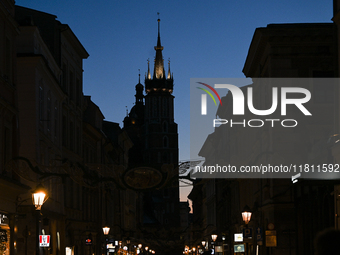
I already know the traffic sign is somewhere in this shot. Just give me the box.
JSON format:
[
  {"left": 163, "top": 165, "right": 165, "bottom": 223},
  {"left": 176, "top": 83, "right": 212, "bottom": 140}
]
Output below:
[
  {"left": 256, "top": 227, "right": 263, "bottom": 241},
  {"left": 243, "top": 227, "right": 253, "bottom": 239}
]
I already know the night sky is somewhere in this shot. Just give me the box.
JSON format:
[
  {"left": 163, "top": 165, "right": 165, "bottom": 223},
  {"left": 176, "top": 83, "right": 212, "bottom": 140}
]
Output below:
[{"left": 15, "top": 0, "right": 333, "bottom": 200}]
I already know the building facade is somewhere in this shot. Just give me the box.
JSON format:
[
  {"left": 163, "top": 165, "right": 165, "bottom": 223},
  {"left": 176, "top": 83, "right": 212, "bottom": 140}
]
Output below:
[
  {"left": 189, "top": 19, "right": 339, "bottom": 255},
  {"left": 0, "top": 4, "right": 131, "bottom": 255},
  {"left": 0, "top": 1, "right": 29, "bottom": 255}
]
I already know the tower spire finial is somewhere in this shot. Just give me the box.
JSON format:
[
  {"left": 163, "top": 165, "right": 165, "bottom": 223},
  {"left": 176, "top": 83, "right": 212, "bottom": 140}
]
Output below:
[
  {"left": 157, "top": 12, "right": 161, "bottom": 48},
  {"left": 154, "top": 13, "right": 164, "bottom": 79},
  {"left": 138, "top": 69, "right": 141, "bottom": 83}
]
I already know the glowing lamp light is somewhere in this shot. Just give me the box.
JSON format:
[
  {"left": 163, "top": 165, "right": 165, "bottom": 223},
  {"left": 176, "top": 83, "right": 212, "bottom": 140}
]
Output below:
[
  {"left": 241, "top": 205, "right": 252, "bottom": 225},
  {"left": 138, "top": 244, "right": 142, "bottom": 249},
  {"left": 211, "top": 234, "right": 217, "bottom": 242},
  {"left": 145, "top": 246, "right": 149, "bottom": 251},
  {"left": 201, "top": 240, "right": 206, "bottom": 247},
  {"left": 102, "top": 226, "right": 110, "bottom": 235},
  {"left": 32, "top": 184, "right": 48, "bottom": 210}
]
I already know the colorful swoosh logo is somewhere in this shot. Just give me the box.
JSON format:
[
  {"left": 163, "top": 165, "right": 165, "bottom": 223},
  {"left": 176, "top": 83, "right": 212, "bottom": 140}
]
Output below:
[{"left": 197, "top": 82, "right": 223, "bottom": 106}]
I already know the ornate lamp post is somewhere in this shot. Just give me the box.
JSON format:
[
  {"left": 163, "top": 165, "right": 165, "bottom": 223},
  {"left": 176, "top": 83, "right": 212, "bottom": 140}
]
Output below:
[
  {"left": 103, "top": 226, "right": 110, "bottom": 255},
  {"left": 211, "top": 234, "right": 217, "bottom": 254},
  {"left": 241, "top": 206, "right": 252, "bottom": 255},
  {"left": 32, "top": 184, "right": 48, "bottom": 255}
]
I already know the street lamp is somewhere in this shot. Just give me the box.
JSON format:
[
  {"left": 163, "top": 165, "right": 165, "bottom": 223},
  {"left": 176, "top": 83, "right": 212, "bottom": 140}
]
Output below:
[
  {"left": 241, "top": 205, "right": 252, "bottom": 226},
  {"left": 103, "top": 226, "right": 110, "bottom": 255},
  {"left": 241, "top": 206, "right": 252, "bottom": 255},
  {"left": 32, "top": 184, "right": 48, "bottom": 255},
  {"left": 211, "top": 234, "right": 217, "bottom": 254},
  {"left": 103, "top": 226, "right": 110, "bottom": 235},
  {"left": 32, "top": 184, "right": 48, "bottom": 210},
  {"left": 201, "top": 240, "right": 206, "bottom": 248}
]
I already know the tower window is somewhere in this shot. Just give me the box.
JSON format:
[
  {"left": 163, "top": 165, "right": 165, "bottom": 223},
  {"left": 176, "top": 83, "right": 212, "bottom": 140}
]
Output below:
[
  {"left": 163, "top": 136, "right": 168, "bottom": 148},
  {"left": 162, "top": 121, "right": 168, "bottom": 132},
  {"left": 163, "top": 152, "right": 169, "bottom": 163}
]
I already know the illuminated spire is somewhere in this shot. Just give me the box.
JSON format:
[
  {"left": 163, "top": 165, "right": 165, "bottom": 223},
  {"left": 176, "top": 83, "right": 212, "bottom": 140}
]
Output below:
[
  {"left": 154, "top": 13, "right": 164, "bottom": 79},
  {"left": 147, "top": 59, "right": 151, "bottom": 79},
  {"left": 167, "top": 58, "right": 171, "bottom": 79}
]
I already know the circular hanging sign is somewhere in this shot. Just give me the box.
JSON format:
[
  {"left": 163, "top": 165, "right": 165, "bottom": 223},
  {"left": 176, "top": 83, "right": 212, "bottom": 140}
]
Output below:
[{"left": 122, "top": 167, "right": 164, "bottom": 190}]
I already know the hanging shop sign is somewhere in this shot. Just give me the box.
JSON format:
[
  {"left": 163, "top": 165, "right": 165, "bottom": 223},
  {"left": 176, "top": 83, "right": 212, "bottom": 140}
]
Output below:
[
  {"left": 85, "top": 238, "right": 92, "bottom": 245},
  {"left": 39, "top": 235, "right": 50, "bottom": 247},
  {"left": 234, "top": 233, "right": 243, "bottom": 242},
  {"left": 122, "top": 166, "right": 165, "bottom": 190},
  {"left": 265, "top": 230, "right": 277, "bottom": 247},
  {"left": 234, "top": 244, "right": 245, "bottom": 253}
]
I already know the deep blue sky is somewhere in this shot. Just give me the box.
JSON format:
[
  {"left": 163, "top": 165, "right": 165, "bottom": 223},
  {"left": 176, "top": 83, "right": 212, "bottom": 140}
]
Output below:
[{"left": 15, "top": 0, "right": 333, "bottom": 199}]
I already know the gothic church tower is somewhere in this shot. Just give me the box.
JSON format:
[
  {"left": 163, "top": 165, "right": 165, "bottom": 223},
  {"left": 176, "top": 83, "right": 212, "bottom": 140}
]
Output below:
[
  {"left": 119, "top": 17, "right": 182, "bottom": 255},
  {"left": 144, "top": 17, "right": 178, "bottom": 170},
  {"left": 123, "top": 17, "right": 180, "bottom": 231}
]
